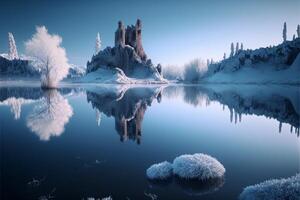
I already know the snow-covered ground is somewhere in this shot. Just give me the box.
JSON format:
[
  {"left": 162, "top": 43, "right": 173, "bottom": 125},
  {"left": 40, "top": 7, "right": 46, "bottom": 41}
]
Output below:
[{"left": 78, "top": 67, "right": 168, "bottom": 84}]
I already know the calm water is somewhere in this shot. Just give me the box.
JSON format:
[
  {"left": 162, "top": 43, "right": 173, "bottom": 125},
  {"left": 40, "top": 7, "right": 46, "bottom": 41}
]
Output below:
[{"left": 0, "top": 84, "right": 299, "bottom": 200}]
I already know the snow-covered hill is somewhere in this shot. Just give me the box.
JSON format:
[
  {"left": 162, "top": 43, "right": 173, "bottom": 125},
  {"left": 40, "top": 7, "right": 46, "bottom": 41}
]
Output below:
[
  {"left": 201, "top": 38, "right": 300, "bottom": 84},
  {"left": 0, "top": 54, "right": 85, "bottom": 79}
]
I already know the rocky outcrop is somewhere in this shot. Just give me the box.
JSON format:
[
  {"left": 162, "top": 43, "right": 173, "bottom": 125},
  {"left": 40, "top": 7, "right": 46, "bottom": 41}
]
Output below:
[
  {"left": 0, "top": 56, "right": 39, "bottom": 77},
  {"left": 87, "top": 19, "right": 161, "bottom": 79}
]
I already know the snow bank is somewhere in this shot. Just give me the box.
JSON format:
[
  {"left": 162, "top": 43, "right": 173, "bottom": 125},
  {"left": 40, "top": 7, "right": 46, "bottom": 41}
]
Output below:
[
  {"left": 173, "top": 153, "right": 225, "bottom": 180},
  {"left": 239, "top": 174, "right": 300, "bottom": 200},
  {"left": 79, "top": 67, "right": 167, "bottom": 84},
  {"left": 146, "top": 161, "right": 173, "bottom": 180}
]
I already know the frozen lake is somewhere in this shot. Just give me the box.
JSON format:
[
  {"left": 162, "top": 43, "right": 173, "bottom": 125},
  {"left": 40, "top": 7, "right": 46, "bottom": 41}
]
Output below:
[{"left": 0, "top": 84, "right": 299, "bottom": 199}]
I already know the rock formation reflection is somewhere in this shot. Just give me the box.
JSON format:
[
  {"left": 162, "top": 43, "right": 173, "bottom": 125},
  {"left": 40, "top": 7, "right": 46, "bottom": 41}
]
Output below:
[{"left": 87, "top": 86, "right": 163, "bottom": 144}]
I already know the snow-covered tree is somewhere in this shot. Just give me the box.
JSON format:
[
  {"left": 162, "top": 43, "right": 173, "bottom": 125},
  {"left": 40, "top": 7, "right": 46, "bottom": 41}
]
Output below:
[
  {"left": 230, "top": 43, "right": 234, "bottom": 57},
  {"left": 223, "top": 53, "right": 226, "bottom": 60},
  {"left": 25, "top": 26, "right": 70, "bottom": 89},
  {"left": 293, "top": 34, "right": 296, "bottom": 40},
  {"left": 8, "top": 32, "right": 19, "bottom": 60},
  {"left": 297, "top": 25, "right": 300, "bottom": 38},
  {"left": 210, "top": 58, "right": 213, "bottom": 65},
  {"left": 241, "top": 43, "right": 244, "bottom": 51},
  {"left": 183, "top": 59, "right": 207, "bottom": 82},
  {"left": 283, "top": 22, "right": 287, "bottom": 42},
  {"left": 95, "top": 32, "right": 101, "bottom": 55},
  {"left": 235, "top": 42, "right": 239, "bottom": 55}
]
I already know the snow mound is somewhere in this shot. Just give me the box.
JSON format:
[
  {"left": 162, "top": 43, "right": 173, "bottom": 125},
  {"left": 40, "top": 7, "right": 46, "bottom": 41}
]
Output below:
[
  {"left": 239, "top": 174, "right": 300, "bottom": 200},
  {"left": 173, "top": 153, "right": 225, "bottom": 180},
  {"left": 80, "top": 67, "right": 167, "bottom": 84},
  {"left": 146, "top": 161, "right": 173, "bottom": 180}
]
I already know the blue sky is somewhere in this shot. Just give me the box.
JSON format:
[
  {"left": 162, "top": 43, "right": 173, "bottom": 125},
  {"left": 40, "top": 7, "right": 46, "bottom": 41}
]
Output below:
[{"left": 0, "top": 0, "right": 299, "bottom": 67}]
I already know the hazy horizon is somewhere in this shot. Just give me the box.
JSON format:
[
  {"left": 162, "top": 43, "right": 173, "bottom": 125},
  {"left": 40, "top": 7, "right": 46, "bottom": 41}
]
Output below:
[{"left": 0, "top": 0, "right": 299, "bottom": 67}]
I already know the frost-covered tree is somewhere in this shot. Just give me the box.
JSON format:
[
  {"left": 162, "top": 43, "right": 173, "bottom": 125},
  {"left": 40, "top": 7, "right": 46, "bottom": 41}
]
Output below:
[
  {"left": 241, "top": 43, "right": 244, "bottom": 51},
  {"left": 235, "top": 42, "right": 239, "bottom": 55},
  {"left": 95, "top": 32, "right": 101, "bottom": 55},
  {"left": 183, "top": 59, "right": 207, "bottom": 82},
  {"left": 297, "top": 25, "right": 300, "bottom": 38},
  {"left": 283, "top": 22, "right": 287, "bottom": 42},
  {"left": 8, "top": 32, "right": 19, "bottom": 60},
  {"left": 25, "top": 26, "right": 70, "bottom": 89},
  {"left": 223, "top": 53, "right": 226, "bottom": 60},
  {"left": 230, "top": 43, "right": 234, "bottom": 57}
]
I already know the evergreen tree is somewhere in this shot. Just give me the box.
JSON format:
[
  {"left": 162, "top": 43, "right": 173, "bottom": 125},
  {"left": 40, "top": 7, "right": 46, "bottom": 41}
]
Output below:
[
  {"left": 223, "top": 53, "right": 226, "bottom": 60},
  {"left": 230, "top": 43, "right": 234, "bottom": 57},
  {"left": 283, "top": 22, "right": 287, "bottom": 42},
  {"left": 235, "top": 42, "right": 239, "bottom": 55},
  {"left": 293, "top": 34, "right": 296, "bottom": 40},
  {"left": 95, "top": 32, "right": 101, "bottom": 55},
  {"left": 8, "top": 32, "right": 19, "bottom": 60},
  {"left": 241, "top": 43, "right": 244, "bottom": 51},
  {"left": 297, "top": 25, "right": 300, "bottom": 38}
]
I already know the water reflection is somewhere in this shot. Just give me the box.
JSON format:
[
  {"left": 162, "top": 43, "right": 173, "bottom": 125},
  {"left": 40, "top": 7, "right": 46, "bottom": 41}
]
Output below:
[
  {"left": 26, "top": 90, "right": 73, "bottom": 141},
  {"left": 87, "top": 86, "right": 163, "bottom": 144},
  {"left": 163, "top": 85, "right": 300, "bottom": 136}
]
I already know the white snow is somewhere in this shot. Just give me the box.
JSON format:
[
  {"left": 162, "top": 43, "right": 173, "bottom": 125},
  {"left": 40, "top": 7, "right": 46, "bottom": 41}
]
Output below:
[
  {"left": 146, "top": 161, "right": 173, "bottom": 180},
  {"left": 239, "top": 174, "right": 300, "bottom": 200},
  {"left": 79, "top": 67, "right": 167, "bottom": 84},
  {"left": 173, "top": 153, "right": 225, "bottom": 180}
]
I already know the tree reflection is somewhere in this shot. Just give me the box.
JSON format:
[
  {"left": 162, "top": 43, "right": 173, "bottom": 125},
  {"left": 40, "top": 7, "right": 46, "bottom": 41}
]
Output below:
[{"left": 26, "top": 89, "right": 73, "bottom": 141}]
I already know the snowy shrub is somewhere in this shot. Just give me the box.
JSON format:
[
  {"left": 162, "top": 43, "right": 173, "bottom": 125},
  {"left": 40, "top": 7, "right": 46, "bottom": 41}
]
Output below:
[
  {"left": 239, "top": 174, "right": 300, "bottom": 200},
  {"left": 183, "top": 59, "right": 208, "bottom": 82},
  {"left": 146, "top": 161, "right": 173, "bottom": 180},
  {"left": 173, "top": 153, "right": 225, "bottom": 180},
  {"left": 25, "top": 26, "right": 70, "bottom": 89}
]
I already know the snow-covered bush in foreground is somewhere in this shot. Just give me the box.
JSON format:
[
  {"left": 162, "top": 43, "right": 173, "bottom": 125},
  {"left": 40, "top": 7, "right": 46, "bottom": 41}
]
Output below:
[
  {"left": 25, "top": 26, "right": 70, "bottom": 88},
  {"left": 146, "top": 161, "right": 173, "bottom": 180},
  {"left": 239, "top": 174, "right": 300, "bottom": 200},
  {"left": 173, "top": 153, "right": 225, "bottom": 180}
]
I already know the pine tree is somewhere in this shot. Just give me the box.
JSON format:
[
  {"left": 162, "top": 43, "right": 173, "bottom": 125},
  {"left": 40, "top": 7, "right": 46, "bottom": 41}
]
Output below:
[
  {"left": 297, "top": 25, "right": 300, "bottom": 38},
  {"left": 293, "top": 34, "right": 296, "bottom": 40},
  {"left": 95, "top": 32, "right": 101, "bottom": 55},
  {"left": 283, "top": 22, "right": 287, "bottom": 42},
  {"left": 223, "top": 53, "right": 226, "bottom": 60},
  {"left": 235, "top": 42, "right": 239, "bottom": 55},
  {"left": 230, "top": 43, "right": 234, "bottom": 57},
  {"left": 241, "top": 43, "right": 244, "bottom": 51},
  {"left": 8, "top": 32, "right": 19, "bottom": 60}
]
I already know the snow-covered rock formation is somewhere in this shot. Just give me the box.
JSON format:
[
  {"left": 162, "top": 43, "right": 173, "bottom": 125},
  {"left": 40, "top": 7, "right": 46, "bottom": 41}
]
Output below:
[
  {"left": 173, "top": 153, "right": 225, "bottom": 180},
  {"left": 239, "top": 174, "right": 300, "bottom": 200},
  {"left": 146, "top": 161, "right": 173, "bottom": 180},
  {"left": 86, "top": 20, "right": 165, "bottom": 83},
  {"left": 202, "top": 38, "right": 300, "bottom": 84},
  {"left": 86, "top": 86, "right": 163, "bottom": 144}
]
